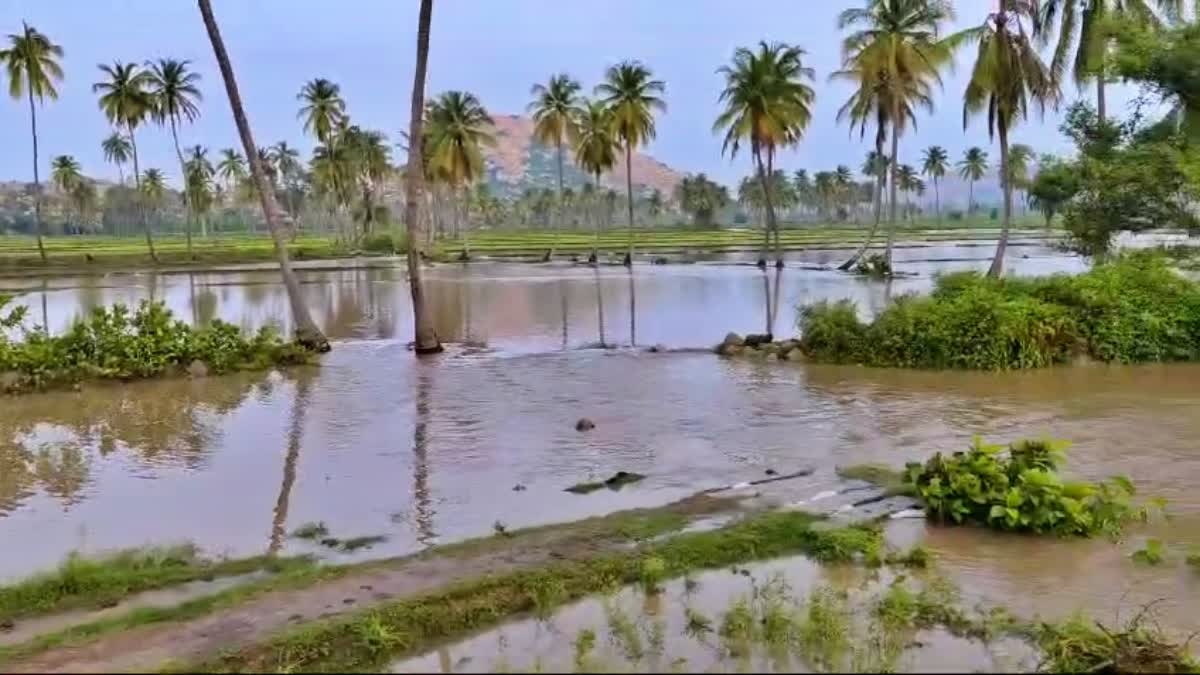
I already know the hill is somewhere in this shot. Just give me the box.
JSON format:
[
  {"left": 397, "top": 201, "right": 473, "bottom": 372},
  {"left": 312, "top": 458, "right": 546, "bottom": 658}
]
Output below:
[{"left": 482, "top": 114, "right": 683, "bottom": 199}]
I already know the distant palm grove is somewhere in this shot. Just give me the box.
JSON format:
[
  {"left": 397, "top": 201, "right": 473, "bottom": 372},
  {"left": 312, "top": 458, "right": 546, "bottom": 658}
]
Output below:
[{"left": 2, "top": 0, "right": 1197, "bottom": 277}]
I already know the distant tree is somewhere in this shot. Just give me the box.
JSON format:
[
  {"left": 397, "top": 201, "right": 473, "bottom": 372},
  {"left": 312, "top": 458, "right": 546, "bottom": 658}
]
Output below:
[
  {"left": 1027, "top": 157, "right": 1079, "bottom": 227},
  {"left": 921, "top": 145, "right": 948, "bottom": 219},
  {"left": 424, "top": 91, "right": 494, "bottom": 258},
  {"left": 102, "top": 132, "right": 132, "bottom": 186},
  {"left": 572, "top": 98, "right": 618, "bottom": 258},
  {"left": 297, "top": 78, "right": 346, "bottom": 145},
  {"left": 957, "top": 147, "right": 989, "bottom": 214},
  {"left": 147, "top": 57, "right": 203, "bottom": 255},
  {"left": 528, "top": 73, "right": 582, "bottom": 260},
  {"left": 94, "top": 61, "right": 157, "bottom": 259}
]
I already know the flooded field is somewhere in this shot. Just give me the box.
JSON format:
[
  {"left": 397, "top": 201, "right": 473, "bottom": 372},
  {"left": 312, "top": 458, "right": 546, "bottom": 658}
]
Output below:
[{"left": 2, "top": 242, "right": 1198, "bottom": 652}]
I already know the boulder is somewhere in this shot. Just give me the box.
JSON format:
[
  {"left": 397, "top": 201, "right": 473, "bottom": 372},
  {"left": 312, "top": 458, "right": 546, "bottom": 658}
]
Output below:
[
  {"left": 786, "top": 349, "right": 806, "bottom": 362},
  {"left": 743, "top": 333, "right": 774, "bottom": 348},
  {"left": 575, "top": 418, "right": 596, "bottom": 432},
  {"left": 722, "top": 332, "right": 745, "bottom": 348},
  {"left": 187, "top": 360, "right": 209, "bottom": 379}
]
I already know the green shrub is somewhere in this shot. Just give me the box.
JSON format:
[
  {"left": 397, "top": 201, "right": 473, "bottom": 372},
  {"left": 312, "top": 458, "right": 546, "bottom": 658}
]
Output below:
[
  {"left": 362, "top": 233, "right": 397, "bottom": 254},
  {"left": 0, "top": 297, "right": 312, "bottom": 392},
  {"left": 904, "top": 438, "right": 1151, "bottom": 537},
  {"left": 798, "top": 255, "right": 1200, "bottom": 370}
]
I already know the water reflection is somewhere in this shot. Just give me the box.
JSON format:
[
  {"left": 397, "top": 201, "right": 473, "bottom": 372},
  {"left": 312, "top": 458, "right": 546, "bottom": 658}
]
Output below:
[
  {"left": 269, "top": 372, "right": 313, "bottom": 554},
  {"left": 412, "top": 366, "right": 436, "bottom": 545}
]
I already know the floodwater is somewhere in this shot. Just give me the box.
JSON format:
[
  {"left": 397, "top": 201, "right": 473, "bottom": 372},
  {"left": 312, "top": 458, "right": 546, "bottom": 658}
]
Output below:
[{"left": 1, "top": 241, "right": 1198, "bottom": 644}]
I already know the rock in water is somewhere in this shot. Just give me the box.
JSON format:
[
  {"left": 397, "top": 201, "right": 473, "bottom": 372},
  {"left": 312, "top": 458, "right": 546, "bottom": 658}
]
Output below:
[
  {"left": 187, "top": 360, "right": 209, "bottom": 378},
  {"left": 575, "top": 418, "right": 596, "bottom": 432},
  {"left": 743, "top": 333, "right": 774, "bottom": 347},
  {"left": 722, "top": 332, "right": 745, "bottom": 347}
]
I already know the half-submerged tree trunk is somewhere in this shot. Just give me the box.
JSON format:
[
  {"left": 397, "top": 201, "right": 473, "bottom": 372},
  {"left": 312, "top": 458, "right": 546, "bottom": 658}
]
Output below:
[
  {"left": 169, "top": 117, "right": 194, "bottom": 260},
  {"left": 27, "top": 89, "right": 47, "bottom": 264},
  {"left": 765, "top": 148, "right": 783, "bottom": 268},
  {"left": 753, "top": 146, "right": 769, "bottom": 269},
  {"left": 128, "top": 126, "right": 159, "bottom": 263},
  {"left": 622, "top": 141, "right": 635, "bottom": 267},
  {"left": 989, "top": 119, "right": 1012, "bottom": 279},
  {"left": 198, "top": 0, "right": 330, "bottom": 352},
  {"left": 401, "top": 0, "right": 442, "bottom": 354},
  {"left": 839, "top": 126, "right": 887, "bottom": 271}
]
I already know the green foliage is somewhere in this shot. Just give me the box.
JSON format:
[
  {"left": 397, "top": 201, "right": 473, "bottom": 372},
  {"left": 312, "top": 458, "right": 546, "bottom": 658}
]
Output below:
[
  {"left": 1036, "top": 611, "right": 1199, "bottom": 674},
  {"left": 904, "top": 438, "right": 1147, "bottom": 537},
  {"left": 799, "top": 255, "right": 1200, "bottom": 369},
  {"left": 1027, "top": 158, "right": 1079, "bottom": 227},
  {"left": 361, "top": 233, "right": 397, "bottom": 253},
  {"left": 1131, "top": 538, "right": 1166, "bottom": 566},
  {"left": 0, "top": 297, "right": 312, "bottom": 392}
]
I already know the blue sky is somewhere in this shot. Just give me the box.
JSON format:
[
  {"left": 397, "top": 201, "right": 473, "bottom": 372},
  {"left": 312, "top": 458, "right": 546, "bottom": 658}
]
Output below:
[{"left": 2, "top": 0, "right": 1139, "bottom": 188}]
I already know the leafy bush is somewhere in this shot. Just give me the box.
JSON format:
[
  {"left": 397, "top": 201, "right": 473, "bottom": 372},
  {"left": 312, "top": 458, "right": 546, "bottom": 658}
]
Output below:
[
  {"left": 362, "top": 233, "right": 397, "bottom": 254},
  {"left": 0, "top": 296, "right": 312, "bottom": 393},
  {"left": 854, "top": 253, "right": 892, "bottom": 278},
  {"left": 904, "top": 438, "right": 1152, "bottom": 537},
  {"left": 798, "top": 254, "right": 1200, "bottom": 369}
]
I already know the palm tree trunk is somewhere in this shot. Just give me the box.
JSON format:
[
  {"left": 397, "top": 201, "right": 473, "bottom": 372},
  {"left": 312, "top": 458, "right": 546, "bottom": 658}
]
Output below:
[
  {"left": 1096, "top": 77, "right": 1106, "bottom": 126},
  {"left": 128, "top": 124, "right": 159, "bottom": 263},
  {"left": 968, "top": 180, "right": 975, "bottom": 216},
  {"left": 590, "top": 174, "right": 601, "bottom": 264},
  {"left": 884, "top": 115, "right": 900, "bottom": 272},
  {"left": 839, "top": 126, "right": 886, "bottom": 271},
  {"left": 989, "top": 120, "right": 1012, "bottom": 279},
  {"left": 198, "top": 0, "right": 329, "bottom": 352},
  {"left": 399, "top": 0, "right": 441, "bottom": 353},
  {"left": 169, "top": 117, "right": 194, "bottom": 260},
  {"left": 27, "top": 89, "right": 47, "bottom": 264},
  {"left": 269, "top": 374, "right": 310, "bottom": 554},
  {"left": 753, "top": 148, "right": 769, "bottom": 269},
  {"left": 934, "top": 176, "right": 941, "bottom": 222},
  {"left": 460, "top": 185, "right": 471, "bottom": 259},
  {"left": 546, "top": 137, "right": 564, "bottom": 262},
  {"left": 623, "top": 141, "right": 634, "bottom": 267},
  {"left": 766, "top": 148, "right": 782, "bottom": 268}
]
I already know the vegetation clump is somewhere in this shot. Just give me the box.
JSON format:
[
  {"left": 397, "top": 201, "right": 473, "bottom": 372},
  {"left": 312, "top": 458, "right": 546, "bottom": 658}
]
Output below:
[
  {"left": 1035, "top": 610, "right": 1199, "bottom": 674},
  {"left": 0, "top": 296, "right": 313, "bottom": 393},
  {"left": 799, "top": 255, "right": 1200, "bottom": 370},
  {"left": 904, "top": 438, "right": 1153, "bottom": 537},
  {"left": 565, "top": 471, "right": 646, "bottom": 494},
  {"left": 853, "top": 253, "right": 892, "bottom": 278}
]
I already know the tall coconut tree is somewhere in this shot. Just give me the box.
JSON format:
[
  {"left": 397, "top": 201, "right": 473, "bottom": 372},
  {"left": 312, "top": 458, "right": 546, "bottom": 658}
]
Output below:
[
  {"left": 93, "top": 61, "right": 158, "bottom": 261},
  {"left": 838, "top": 0, "right": 956, "bottom": 272},
  {"left": 596, "top": 60, "right": 666, "bottom": 267},
  {"left": 424, "top": 91, "right": 494, "bottom": 260},
  {"left": 147, "top": 58, "right": 203, "bottom": 255},
  {"left": 400, "top": 0, "right": 441, "bottom": 353},
  {"left": 140, "top": 168, "right": 167, "bottom": 225},
  {"left": 572, "top": 98, "right": 619, "bottom": 261},
  {"left": 958, "top": 146, "right": 989, "bottom": 215},
  {"left": 961, "top": 0, "right": 1058, "bottom": 277},
  {"left": 528, "top": 73, "right": 582, "bottom": 261},
  {"left": 1, "top": 22, "right": 64, "bottom": 263},
  {"left": 270, "top": 140, "right": 303, "bottom": 220},
  {"left": 1039, "top": 0, "right": 1181, "bottom": 124},
  {"left": 897, "top": 163, "right": 919, "bottom": 220},
  {"left": 1006, "top": 142, "right": 1035, "bottom": 211},
  {"left": 216, "top": 148, "right": 246, "bottom": 193},
  {"left": 714, "top": 41, "right": 816, "bottom": 269},
  {"left": 197, "top": 0, "right": 330, "bottom": 351},
  {"left": 920, "top": 145, "right": 949, "bottom": 219},
  {"left": 297, "top": 78, "right": 346, "bottom": 145},
  {"left": 185, "top": 145, "right": 215, "bottom": 239},
  {"left": 101, "top": 132, "right": 132, "bottom": 185}
]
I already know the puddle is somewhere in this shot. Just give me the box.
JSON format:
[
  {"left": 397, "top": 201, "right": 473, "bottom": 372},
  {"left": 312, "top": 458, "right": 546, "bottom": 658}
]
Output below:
[{"left": 390, "top": 557, "right": 1039, "bottom": 673}]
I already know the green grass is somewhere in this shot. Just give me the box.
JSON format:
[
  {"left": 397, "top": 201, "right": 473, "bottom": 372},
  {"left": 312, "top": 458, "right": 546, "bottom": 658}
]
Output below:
[
  {"left": 835, "top": 464, "right": 917, "bottom": 498},
  {"left": 189, "top": 511, "right": 881, "bottom": 673},
  {"left": 0, "top": 544, "right": 309, "bottom": 624}
]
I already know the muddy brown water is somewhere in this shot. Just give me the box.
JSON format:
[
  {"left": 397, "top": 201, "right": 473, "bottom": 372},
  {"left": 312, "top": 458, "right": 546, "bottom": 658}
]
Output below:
[{"left": 1, "top": 243, "right": 1197, "bottom": 643}]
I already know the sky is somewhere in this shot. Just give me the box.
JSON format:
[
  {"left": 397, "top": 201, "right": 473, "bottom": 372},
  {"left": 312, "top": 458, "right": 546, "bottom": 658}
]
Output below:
[{"left": 1, "top": 0, "right": 1143, "bottom": 189}]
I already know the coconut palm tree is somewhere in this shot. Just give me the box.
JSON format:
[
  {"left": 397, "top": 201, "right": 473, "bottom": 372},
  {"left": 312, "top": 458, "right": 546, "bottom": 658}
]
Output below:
[
  {"left": 147, "top": 58, "right": 203, "bottom": 255},
  {"left": 50, "top": 155, "right": 82, "bottom": 228},
  {"left": 1, "top": 23, "right": 64, "bottom": 263},
  {"left": 424, "top": 91, "right": 494, "bottom": 260},
  {"left": 1006, "top": 142, "right": 1035, "bottom": 212},
  {"left": 101, "top": 132, "right": 132, "bottom": 186},
  {"left": 216, "top": 148, "right": 246, "bottom": 192},
  {"left": 958, "top": 146, "right": 989, "bottom": 215},
  {"left": 897, "top": 163, "right": 919, "bottom": 220},
  {"left": 140, "top": 168, "right": 167, "bottom": 220},
  {"left": 528, "top": 73, "right": 582, "bottom": 261},
  {"left": 270, "top": 140, "right": 303, "bottom": 220},
  {"left": 961, "top": 0, "right": 1059, "bottom": 277},
  {"left": 197, "top": 0, "right": 330, "bottom": 351},
  {"left": 714, "top": 41, "right": 816, "bottom": 269},
  {"left": 94, "top": 61, "right": 157, "bottom": 261},
  {"left": 1039, "top": 0, "right": 1181, "bottom": 125},
  {"left": 596, "top": 61, "right": 666, "bottom": 267},
  {"left": 837, "top": 0, "right": 956, "bottom": 271},
  {"left": 297, "top": 78, "right": 345, "bottom": 145},
  {"left": 399, "top": 0, "right": 441, "bottom": 354},
  {"left": 572, "top": 98, "right": 619, "bottom": 261},
  {"left": 185, "top": 145, "right": 215, "bottom": 239},
  {"left": 920, "top": 145, "right": 949, "bottom": 219}
]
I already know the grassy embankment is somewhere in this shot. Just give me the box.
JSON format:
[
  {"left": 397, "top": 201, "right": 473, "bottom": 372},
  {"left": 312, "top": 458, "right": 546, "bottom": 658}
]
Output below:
[
  {"left": 797, "top": 254, "right": 1200, "bottom": 370},
  {"left": 0, "top": 218, "right": 1058, "bottom": 270}
]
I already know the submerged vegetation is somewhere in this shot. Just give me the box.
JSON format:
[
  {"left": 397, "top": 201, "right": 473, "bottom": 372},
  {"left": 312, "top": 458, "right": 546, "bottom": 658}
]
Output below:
[
  {"left": 904, "top": 438, "right": 1156, "bottom": 537},
  {"left": 0, "top": 295, "right": 313, "bottom": 393},
  {"left": 799, "top": 254, "right": 1200, "bottom": 370}
]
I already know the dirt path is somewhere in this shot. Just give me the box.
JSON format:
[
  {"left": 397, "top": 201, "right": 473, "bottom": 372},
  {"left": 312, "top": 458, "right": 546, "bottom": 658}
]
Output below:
[{"left": 1, "top": 495, "right": 734, "bottom": 674}]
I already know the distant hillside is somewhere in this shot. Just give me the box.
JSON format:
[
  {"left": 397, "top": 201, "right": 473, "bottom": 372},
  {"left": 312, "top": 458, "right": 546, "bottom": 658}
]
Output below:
[{"left": 482, "top": 114, "right": 683, "bottom": 199}]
